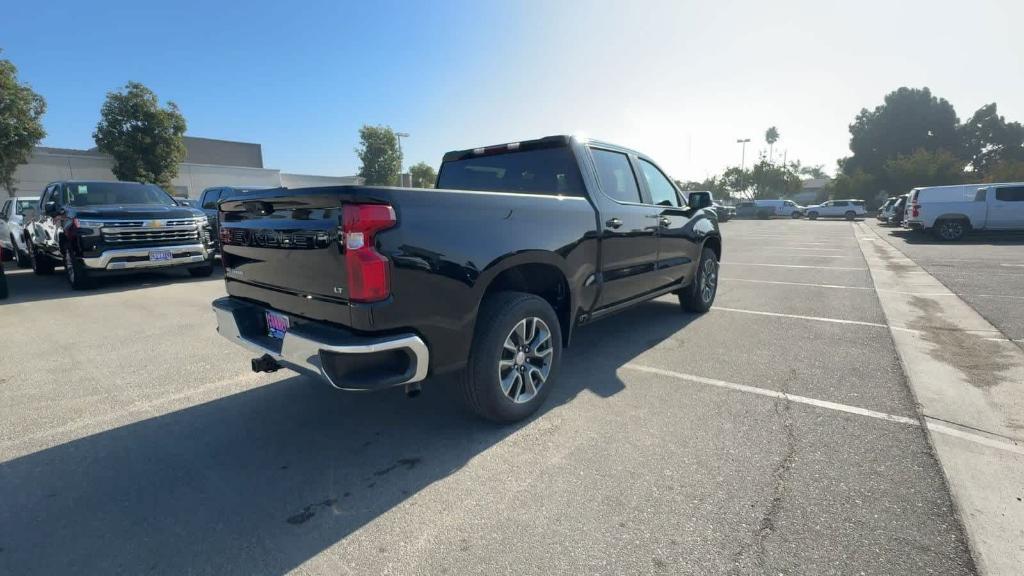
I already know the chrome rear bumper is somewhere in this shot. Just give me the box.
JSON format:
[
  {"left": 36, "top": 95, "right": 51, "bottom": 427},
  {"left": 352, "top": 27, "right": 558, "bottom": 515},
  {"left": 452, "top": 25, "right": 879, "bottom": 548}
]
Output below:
[{"left": 212, "top": 297, "right": 429, "bottom": 390}]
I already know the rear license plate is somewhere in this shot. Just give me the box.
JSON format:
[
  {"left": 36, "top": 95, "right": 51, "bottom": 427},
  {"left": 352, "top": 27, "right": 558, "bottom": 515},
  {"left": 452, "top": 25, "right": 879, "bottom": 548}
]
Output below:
[
  {"left": 149, "top": 250, "right": 172, "bottom": 261},
  {"left": 265, "top": 310, "right": 290, "bottom": 339}
]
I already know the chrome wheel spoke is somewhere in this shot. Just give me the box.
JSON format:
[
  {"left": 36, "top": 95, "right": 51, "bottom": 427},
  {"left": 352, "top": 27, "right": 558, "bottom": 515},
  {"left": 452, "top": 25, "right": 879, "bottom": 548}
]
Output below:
[{"left": 498, "top": 315, "right": 553, "bottom": 404}]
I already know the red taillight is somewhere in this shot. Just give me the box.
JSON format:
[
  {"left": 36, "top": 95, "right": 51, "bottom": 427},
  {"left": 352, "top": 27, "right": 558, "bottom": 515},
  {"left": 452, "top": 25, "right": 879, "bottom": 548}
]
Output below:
[
  {"left": 342, "top": 204, "right": 396, "bottom": 302},
  {"left": 911, "top": 204, "right": 920, "bottom": 218}
]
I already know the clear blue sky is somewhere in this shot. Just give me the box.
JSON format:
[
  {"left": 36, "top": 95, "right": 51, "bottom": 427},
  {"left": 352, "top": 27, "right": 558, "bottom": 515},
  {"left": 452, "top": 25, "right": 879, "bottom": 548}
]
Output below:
[{"left": 6, "top": 0, "right": 1024, "bottom": 181}]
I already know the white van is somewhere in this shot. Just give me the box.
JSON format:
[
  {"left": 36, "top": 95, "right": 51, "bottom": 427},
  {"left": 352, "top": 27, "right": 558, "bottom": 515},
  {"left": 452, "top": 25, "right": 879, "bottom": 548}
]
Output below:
[{"left": 753, "top": 199, "right": 804, "bottom": 218}]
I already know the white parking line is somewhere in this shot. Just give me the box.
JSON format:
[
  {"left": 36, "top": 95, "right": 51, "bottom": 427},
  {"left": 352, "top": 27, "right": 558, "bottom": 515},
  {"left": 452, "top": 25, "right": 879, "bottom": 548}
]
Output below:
[
  {"left": 723, "top": 262, "right": 868, "bottom": 271},
  {"left": 722, "top": 277, "right": 873, "bottom": 290},
  {"left": 711, "top": 306, "right": 888, "bottom": 328},
  {"left": 623, "top": 364, "right": 1024, "bottom": 455}
]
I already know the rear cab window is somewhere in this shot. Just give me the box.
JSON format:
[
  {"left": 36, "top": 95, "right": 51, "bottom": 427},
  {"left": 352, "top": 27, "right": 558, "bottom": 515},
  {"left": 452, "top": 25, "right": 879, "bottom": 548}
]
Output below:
[{"left": 437, "top": 145, "right": 584, "bottom": 196}]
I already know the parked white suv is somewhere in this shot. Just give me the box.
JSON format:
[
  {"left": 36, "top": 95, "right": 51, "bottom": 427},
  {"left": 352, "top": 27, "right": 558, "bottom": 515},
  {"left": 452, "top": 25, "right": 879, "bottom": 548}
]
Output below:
[
  {"left": 904, "top": 183, "right": 1024, "bottom": 240},
  {"left": 0, "top": 196, "right": 39, "bottom": 267},
  {"left": 805, "top": 199, "right": 867, "bottom": 220}
]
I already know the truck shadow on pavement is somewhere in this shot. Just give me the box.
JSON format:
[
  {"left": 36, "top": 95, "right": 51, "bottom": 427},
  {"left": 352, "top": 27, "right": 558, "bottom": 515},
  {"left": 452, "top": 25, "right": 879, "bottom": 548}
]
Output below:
[
  {"left": 0, "top": 262, "right": 225, "bottom": 305},
  {"left": 0, "top": 299, "right": 696, "bottom": 575}
]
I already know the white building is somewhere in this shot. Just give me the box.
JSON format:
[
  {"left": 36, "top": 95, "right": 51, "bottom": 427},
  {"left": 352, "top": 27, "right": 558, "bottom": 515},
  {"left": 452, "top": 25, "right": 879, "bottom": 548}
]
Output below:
[{"left": 2, "top": 136, "right": 361, "bottom": 199}]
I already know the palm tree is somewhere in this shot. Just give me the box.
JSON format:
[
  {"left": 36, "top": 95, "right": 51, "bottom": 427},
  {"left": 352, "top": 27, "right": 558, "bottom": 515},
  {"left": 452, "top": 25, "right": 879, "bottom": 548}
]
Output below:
[{"left": 765, "top": 126, "right": 780, "bottom": 164}]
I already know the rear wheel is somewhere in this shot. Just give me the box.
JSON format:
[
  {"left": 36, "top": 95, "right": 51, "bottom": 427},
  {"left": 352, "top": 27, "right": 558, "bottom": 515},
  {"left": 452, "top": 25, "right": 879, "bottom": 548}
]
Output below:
[
  {"left": 460, "top": 291, "right": 561, "bottom": 423},
  {"left": 844, "top": 210, "right": 856, "bottom": 220},
  {"left": 29, "top": 242, "right": 54, "bottom": 275},
  {"left": 933, "top": 219, "right": 967, "bottom": 241},
  {"left": 679, "top": 246, "right": 719, "bottom": 313}
]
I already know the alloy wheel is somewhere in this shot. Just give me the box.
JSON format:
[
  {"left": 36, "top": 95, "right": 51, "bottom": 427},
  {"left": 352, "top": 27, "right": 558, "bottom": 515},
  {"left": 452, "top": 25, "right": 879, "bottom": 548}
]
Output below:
[
  {"left": 700, "top": 257, "right": 718, "bottom": 304},
  {"left": 498, "top": 316, "right": 554, "bottom": 404},
  {"left": 940, "top": 221, "right": 963, "bottom": 240}
]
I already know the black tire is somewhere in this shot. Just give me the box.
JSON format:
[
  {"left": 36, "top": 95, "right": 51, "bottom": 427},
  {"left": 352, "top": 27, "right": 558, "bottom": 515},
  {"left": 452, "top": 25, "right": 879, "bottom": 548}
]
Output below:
[
  {"left": 460, "top": 291, "right": 562, "bottom": 423},
  {"left": 64, "top": 249, "right": 94, "bottom": 290},
  {"left": 0, "top": 266, "right": 7, "bottom": 300},
  {"left": 807, "top": 211, "right": 819, "bottom": 220},
  {"left": 188, "top": 259, "right": 215, "bottom": 277},
  {"left": 29, "top": 242, "right": 54, "bottom": 275},
  {"left": 932, "top": 219, "right": 967, "bottom": 241},
  {"left": 790, "top": 211, "right": 802, "bottom": 219},
  {"left": 679, "top": 246, "right": 719, "bottom": 313},
  {"left": 13, "top": 236, "right": 30, "bottom": 268},
  {"left": 0, "top": 245, "right": 11, "bottom": 262},
  {"left": 844, "top": 211, "right": 856, "bottom": 221}
]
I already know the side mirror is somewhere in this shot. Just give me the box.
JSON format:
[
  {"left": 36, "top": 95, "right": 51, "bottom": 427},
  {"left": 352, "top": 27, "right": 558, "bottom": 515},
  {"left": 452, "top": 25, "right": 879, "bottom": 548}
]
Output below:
[
  {"left": 44, "top": 201, "right": 60, "bottom": 216},
  {"left": 688, "top": 191, "right": 713, "bottom": 210}
]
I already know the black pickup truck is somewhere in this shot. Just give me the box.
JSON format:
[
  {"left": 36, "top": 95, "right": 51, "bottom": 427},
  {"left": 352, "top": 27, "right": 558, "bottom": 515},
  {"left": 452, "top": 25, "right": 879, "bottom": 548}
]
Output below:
[
  {"left": 213, "top": 136, "right": 722, "bottom": 422},
  {"left": 24, "top": 181, "right": 215, "bottom": 289}
]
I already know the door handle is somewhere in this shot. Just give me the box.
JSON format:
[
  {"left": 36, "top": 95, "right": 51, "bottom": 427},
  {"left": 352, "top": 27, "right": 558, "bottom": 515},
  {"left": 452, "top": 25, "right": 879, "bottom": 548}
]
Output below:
[
  {"left": 605, "top": 218, "right": 622, "bottom": 229},
  {"left": 659, "top": 217, "right": 671, "bottom": 227}
]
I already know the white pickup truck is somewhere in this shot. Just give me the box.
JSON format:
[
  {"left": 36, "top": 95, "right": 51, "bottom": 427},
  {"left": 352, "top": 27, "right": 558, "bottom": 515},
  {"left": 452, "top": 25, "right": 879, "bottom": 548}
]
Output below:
[{"left": 904, "top": 183, "right": 1024, "bottom": 240}]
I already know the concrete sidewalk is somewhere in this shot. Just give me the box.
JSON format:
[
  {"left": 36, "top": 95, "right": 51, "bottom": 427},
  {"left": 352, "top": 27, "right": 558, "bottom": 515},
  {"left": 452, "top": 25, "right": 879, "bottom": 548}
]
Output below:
[{"left": 856, "top": 222, "right": 1024, "bottom": 575}]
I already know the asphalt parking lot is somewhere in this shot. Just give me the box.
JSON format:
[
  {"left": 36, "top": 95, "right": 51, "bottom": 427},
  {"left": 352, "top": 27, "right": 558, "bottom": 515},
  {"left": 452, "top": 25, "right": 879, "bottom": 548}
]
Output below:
[
  {"left": 0, "top": 220, "right": 984, "bottom": 575},
  {"left": 865, "top": 219, "right": 1024, "bottom": 343}
]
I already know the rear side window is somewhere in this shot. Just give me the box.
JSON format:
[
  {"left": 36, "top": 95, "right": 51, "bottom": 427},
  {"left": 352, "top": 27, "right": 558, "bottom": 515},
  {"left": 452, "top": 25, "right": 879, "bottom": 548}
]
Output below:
[
  {"left": 995, "top": 186, "right": 1024, "bottom": 202},
  {"left": 833, "top": 201, "right": 849, "bottom": 207},
  {"left": 974, "top": 189, "right": 987, "bottom": 202},
  {"left": 591, "top": 149, "right": 642, "bottom": 203},
  {"left": 436, "top": 147, "right": 584, "bottom": 196}
]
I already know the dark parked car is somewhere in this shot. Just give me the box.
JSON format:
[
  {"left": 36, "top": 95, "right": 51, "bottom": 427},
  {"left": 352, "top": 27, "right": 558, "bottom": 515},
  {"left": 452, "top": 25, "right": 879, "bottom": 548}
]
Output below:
[
  {"left": 198, "top": 186, "right": 268, "bottom": 252},
  {"left": 734, "top": 201, "right": 773, "bottom": 219},
  {"left": 23, "top": 181, "right": 215, "bottom": 289},
  {"left": 213, "top": 135, "right": 723, "bottom": 422},
  {"left": 889, "top": 194, "right": 908, "bottom": 225},
  {"left": 712, "top": 203, "right": 735, "bottom": 222}
]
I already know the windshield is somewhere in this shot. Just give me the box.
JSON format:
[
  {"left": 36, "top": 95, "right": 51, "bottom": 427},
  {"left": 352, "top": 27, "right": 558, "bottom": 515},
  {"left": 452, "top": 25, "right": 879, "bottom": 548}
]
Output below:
[
  {"left": 15, "top": 200, "right": 36, "bottom": 215},
  {"left": 65, "top": 182, "right": 177, "bottom": 207}
]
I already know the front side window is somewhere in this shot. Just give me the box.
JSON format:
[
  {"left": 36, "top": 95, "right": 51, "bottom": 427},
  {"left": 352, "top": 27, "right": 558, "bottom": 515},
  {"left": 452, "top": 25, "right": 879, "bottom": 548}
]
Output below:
[
  {"left": 590, "top": 149, "right": 642, "bottom": 203},
  {"left": 202, "top": 189, "right": 222, "bottom": 209},
  {"left": 638, "top": 159, "right": 680, "bottom": 207},
  {"left": 995, "top": 186, "right": 1024, "bottom": 202}
]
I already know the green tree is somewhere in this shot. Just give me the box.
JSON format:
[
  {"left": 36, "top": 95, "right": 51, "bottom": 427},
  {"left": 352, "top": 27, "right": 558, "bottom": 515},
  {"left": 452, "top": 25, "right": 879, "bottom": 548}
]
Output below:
[
  {"left": 409, "top": 161, "right": 436, "bottom": 188},
  {"left": 0, "top": 53, "right": 47, "bottom": 195},
  {"left": 884, "top": 149, "right": 966, "bottom": 194},
  {"left": 749, "top": 159, "right": 801, "bottom": 199},
  {"left": 959, "top": 103, "right": 1024, "bottom": 178},
  {"left": 841, "top": 87, "right": 960, "bottom": 191},
  {"left": 93, "top": 82, "right": 186, "bottom": 189},
  {"left": 982, "top": 159, "right": 1024, "bottom": 183},
  {"left": 828, "top": 169, "right": 877, "bottom": 203},
  {"left": 356, "top": 125, "right": 401, "bottom": 185},
  {"left": 765, "top": 126, "right": 779, "bottom": 164}
]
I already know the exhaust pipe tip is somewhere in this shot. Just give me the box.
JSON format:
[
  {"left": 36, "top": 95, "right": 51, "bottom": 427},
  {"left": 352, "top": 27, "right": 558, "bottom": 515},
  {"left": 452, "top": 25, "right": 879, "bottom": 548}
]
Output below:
[{"left": 405, "top": 381, "right": 422, "bottom": 398}]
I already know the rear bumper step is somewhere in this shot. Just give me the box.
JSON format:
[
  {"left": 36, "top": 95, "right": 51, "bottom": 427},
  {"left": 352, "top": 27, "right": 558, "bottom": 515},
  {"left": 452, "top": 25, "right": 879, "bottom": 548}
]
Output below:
[{"left": 212, "top": 297, "right": 428, "bottom": 391}]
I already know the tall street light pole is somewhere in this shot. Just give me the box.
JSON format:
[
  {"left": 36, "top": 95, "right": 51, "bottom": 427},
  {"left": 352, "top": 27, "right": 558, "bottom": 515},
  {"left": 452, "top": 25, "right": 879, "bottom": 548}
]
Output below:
[
  {"left": 396, "top": 132, "right": 410, "bottom": 186},
  {"left": 737, "top": 138, "right": 751, "bottom": 198}
]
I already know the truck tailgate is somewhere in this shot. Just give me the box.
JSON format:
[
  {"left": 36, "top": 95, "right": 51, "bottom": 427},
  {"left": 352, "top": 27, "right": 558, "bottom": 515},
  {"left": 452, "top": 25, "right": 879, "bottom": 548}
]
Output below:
[{"left": 219, "top": 190, "right": 353, "bottom": 303}]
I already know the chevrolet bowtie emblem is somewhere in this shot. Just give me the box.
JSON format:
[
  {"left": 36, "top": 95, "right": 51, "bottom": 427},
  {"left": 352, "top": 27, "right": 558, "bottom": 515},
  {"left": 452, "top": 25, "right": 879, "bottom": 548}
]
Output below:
[{"left": 151, "top": 220, "right": 162, "bottom": 228}]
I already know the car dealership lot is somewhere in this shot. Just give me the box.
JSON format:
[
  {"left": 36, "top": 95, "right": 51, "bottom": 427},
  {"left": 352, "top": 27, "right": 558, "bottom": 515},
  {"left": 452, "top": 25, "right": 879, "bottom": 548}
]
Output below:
[{"left": 0, "top": 220, "right": 994, "bottom": 575}]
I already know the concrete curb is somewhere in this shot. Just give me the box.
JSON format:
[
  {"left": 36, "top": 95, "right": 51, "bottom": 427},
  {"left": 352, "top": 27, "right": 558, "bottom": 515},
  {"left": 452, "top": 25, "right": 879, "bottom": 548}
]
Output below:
[{"left": 855, "top": 222, "right": 1024, "bottom": 575}]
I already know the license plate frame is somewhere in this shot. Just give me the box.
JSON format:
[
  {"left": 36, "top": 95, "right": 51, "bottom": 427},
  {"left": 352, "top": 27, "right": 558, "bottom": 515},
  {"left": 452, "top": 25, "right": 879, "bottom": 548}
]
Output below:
[
  {"left": 149, "top": 250, "right": 173, "bottom": 262},
  {"left": 265, "top": 310, "right": 290, "bottom": 340}
]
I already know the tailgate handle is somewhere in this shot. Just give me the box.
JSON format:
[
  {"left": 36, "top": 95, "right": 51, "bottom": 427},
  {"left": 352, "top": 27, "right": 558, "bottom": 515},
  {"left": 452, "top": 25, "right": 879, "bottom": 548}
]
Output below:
[{"left": 242, "top": 201, "right": 275, "bottom": 216}]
